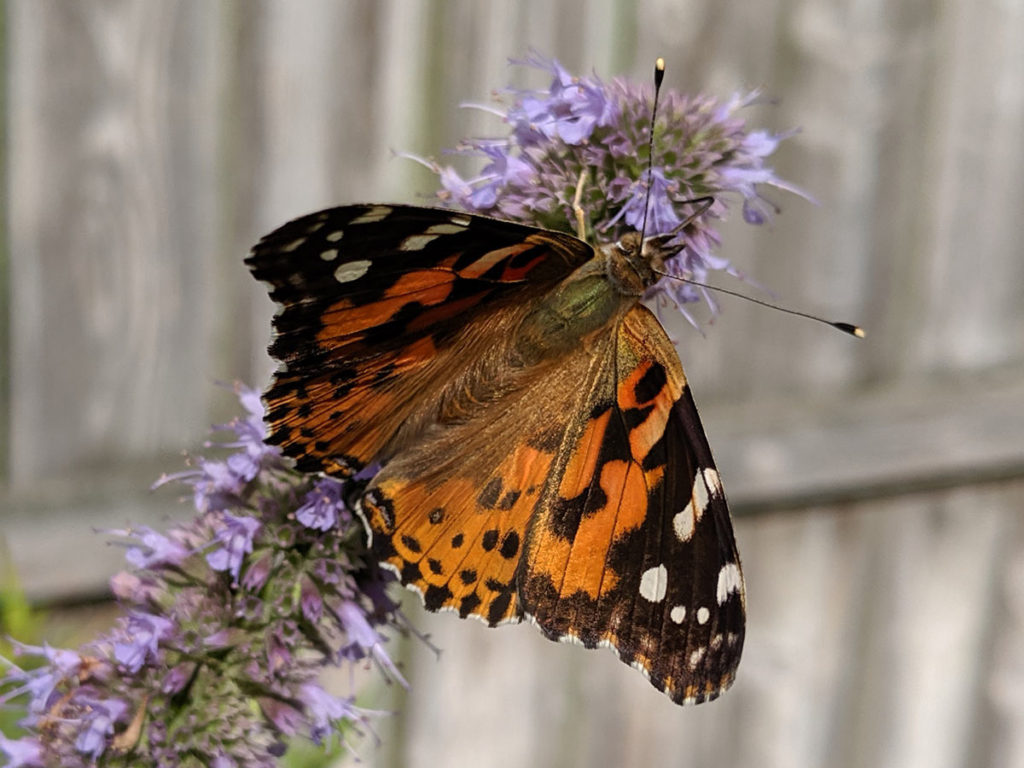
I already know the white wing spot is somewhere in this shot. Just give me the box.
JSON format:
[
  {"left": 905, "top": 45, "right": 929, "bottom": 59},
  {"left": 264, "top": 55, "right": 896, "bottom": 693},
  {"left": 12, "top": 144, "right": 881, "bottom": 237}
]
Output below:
[
  {"left": 319, "top": 248, "right": 338, "bottom": 261},
  {"left": 326, "top": 230, "right": 344, "bottom": 242},
  {"left": 400, "top": 233, "right": 440, "bottom": 251},
  {"left": 672, "top": 504, "right": 695, "bottom": 542},
  {"left": 689, "top": 647, "right": 706, "bottom": 668},
  {"left": 703, "top": 467, "right": 722, "bottom": 496},
  {"left": 693, "top": 470, "right": 710, "bottom": 517},
  {"left": 425, "top": 222, "right": 466, "bottom": 235},
  {"left": 669, "top": 605, "right": 687, "bottom": 624},
  {"left": 281, "top": 238, "right": 305, "bottom": 252},
  {"left": 716, "top": 562, "right": 743, "bottom": 605},
  {"left": 638, "top": 565, "right": 668, "bottom": 603},
  {"left": 673, "top": 469, "right": 711, "bottom": 543},
  {"left": 697, "top": 606, "right": 710, "bottom": 625},
  {"left": 350, "top": 205, "right": 392, "bottom": 224},
  {"left": 334, "top": 260, "right": 371, "bottom": 283},
  {"left": 449, "top": 214, "right": 472, "bottom": 226}
]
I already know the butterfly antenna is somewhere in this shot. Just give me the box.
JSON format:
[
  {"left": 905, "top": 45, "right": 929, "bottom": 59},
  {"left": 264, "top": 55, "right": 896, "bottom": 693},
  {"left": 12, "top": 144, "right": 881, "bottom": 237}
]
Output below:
[
  {"left": 638, "top": 57, "right": 666, "bottom": 244},
  {"left": 658, "top": 272, "right": 865, "bottom": 337}
]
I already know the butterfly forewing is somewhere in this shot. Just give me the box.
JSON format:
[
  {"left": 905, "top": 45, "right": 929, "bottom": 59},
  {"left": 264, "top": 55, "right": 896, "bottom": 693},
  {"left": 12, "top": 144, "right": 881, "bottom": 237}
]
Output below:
[{"left": 246, "top": 204, "right": 591, "bottom": 475}]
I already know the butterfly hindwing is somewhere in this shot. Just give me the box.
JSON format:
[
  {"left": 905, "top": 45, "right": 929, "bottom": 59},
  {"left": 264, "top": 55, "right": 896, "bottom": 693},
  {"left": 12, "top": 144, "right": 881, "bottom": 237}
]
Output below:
[
  {"left": 360, "top": 320, "right": 615, "bottom": 626},
  {"left": 245, "top": 205, "right": 592, "bottom": 476}
]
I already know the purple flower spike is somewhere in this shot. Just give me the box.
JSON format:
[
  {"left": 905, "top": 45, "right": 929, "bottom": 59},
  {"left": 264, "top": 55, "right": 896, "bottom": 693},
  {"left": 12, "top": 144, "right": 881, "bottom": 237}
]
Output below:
[{"left": 1, "top": 385, "right": 406, "bottom": 765}]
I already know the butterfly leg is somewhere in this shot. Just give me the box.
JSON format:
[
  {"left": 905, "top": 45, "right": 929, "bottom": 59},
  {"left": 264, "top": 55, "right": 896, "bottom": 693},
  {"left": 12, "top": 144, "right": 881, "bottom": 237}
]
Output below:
[{"left": 573, "top": 169, "right": 589, "bottom": 241}]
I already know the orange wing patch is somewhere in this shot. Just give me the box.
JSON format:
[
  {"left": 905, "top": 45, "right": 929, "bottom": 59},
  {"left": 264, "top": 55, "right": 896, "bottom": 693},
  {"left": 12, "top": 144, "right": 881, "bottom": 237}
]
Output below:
[
  {"left": 364, "top": 441, "right": 556, "bottom": 625},
  {"left": 316, "top": 271, "right": 456, "bottom": 349}
]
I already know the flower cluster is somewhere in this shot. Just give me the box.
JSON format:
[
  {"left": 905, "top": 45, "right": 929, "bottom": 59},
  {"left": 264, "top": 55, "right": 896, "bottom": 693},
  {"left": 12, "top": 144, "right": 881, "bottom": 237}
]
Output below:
[
  {"left": 0, "top": 386, "right": 405, "bottom": 767},
  {"left": 414, "top": 53, "right": 806, "bottom": 322}
]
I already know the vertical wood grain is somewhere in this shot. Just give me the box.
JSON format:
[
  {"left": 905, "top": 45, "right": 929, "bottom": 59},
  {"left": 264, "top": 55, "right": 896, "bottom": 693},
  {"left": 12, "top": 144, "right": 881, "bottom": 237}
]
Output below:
[{"left": 8, "top": 0, "right": 222, "bottom": 483}]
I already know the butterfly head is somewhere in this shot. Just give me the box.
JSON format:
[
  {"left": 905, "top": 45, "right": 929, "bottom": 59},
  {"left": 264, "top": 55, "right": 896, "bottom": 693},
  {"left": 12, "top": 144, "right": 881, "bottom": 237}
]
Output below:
[{"left": 601, "top": 226, "right": 689, "bottom": 298}]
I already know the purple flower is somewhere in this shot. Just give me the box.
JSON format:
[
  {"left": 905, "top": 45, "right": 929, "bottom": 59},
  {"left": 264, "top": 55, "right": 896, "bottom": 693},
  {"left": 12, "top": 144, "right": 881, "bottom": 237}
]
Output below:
[
  {"left": 295, "top": 478, "right": 348, "bottom": 531},
  {"left": 206, "top": 512, "right": 262, "bottom": 581},
  {"left": 117, "top": 525, "right": 189, "bottom": 569},
  {"left": 73, "top": 694, "right": 129, "bottom": 759},
  {"left": 112, "top": 612, "right": 174, "bottom": 673},
  {"left": 507, "top": 54, "right": 619, "bottom": 144},
  {"left": 421, "top": 56, "right": 809, "bottom": 319},
  {"left": 298, "top": 683, "right": 356, "bottom": 743}
]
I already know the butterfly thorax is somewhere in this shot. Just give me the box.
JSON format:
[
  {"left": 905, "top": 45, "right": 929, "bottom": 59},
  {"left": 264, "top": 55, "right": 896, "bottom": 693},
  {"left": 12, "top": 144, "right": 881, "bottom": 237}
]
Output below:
[
  {"left": 513, "top": 248, "right": 639, "bottom": 367},
  {"left": 514, "top": 230, "right": 671, "bottom": 367}
]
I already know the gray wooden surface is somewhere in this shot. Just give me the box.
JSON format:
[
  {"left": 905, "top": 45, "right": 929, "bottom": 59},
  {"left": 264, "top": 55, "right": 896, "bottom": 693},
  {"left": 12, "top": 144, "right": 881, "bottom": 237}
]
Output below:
[{"left": 2, "top": 2, "right": 1023, "bottom": 767}]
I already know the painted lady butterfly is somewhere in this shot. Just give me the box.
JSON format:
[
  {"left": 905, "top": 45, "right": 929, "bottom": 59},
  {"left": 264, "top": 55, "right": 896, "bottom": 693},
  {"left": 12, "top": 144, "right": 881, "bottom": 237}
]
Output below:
[{"left": 246, "top": 200, "right": 745, "bottom": 706}]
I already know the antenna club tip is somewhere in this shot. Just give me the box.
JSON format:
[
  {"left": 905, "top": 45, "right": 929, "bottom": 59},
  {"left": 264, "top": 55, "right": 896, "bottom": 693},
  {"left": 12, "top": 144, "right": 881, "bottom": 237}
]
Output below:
[
  {"left": 655, "top": 57, "right": 665, "bottom": 71},
  {"left": 654, "top": 57, "right": 665, "bottom": 88},
  {"left": 833, "top": 322, "right": 866, "bottom": 338}
]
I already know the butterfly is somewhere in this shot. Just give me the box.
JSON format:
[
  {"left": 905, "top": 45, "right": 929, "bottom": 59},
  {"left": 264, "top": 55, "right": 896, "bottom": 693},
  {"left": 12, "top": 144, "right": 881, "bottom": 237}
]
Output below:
[{"left": 246, "top": 202, "right": 745, "bottom": 705}]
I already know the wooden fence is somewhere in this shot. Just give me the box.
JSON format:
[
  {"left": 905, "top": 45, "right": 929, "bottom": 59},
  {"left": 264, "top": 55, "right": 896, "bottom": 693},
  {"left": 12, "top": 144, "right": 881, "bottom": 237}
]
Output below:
[{"left": 3, "top": 2, "right": 1023, "bottom": 767}]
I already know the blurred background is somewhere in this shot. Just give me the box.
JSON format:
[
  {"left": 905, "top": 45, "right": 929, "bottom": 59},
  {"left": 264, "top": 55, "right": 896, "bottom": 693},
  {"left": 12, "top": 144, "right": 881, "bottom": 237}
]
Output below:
[{"left": 2, "top": 1, "right": 1023, "bottom": 766}]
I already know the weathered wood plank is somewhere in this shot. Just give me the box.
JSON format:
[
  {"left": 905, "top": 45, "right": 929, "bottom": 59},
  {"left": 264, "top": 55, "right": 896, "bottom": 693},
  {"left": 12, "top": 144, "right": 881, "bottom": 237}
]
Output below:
[{"left": 7, "top": 0, "right": 223, "bottom": 484}]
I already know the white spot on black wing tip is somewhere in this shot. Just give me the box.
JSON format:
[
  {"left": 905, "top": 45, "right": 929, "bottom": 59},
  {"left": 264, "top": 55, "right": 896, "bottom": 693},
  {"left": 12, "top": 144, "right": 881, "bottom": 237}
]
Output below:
[
  {"left": 672, "top": 507, "right": 695, "bottom": 542},
  {"left": 326, "top": 230, "right": 344, "bottom": 242},
  {"left": 399, "top": 233, "right": 440, "bottom": 251},
  {"left": 696, "top": 606, "right": 710, "bottom": 625},
  {"left": 350, "top": 205, "right": 392, "bottom": 225},
  {"left": 703, "top": 467, "right": 722, "bottom": 496},
  {"left": 424, "top": 222, "right": 466, "bottom": 236},
  {"left": 638, "top": 564, "right": 668, "bottom": 603},
  {"left": 334, "top": 260, "right": 371, "bottom": 283},
  {"left": 673, "top": 468, "right": 717, "bottom": 543},
  {"left": 716, "top": 562, "right": 743, "bottom": 605}
]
